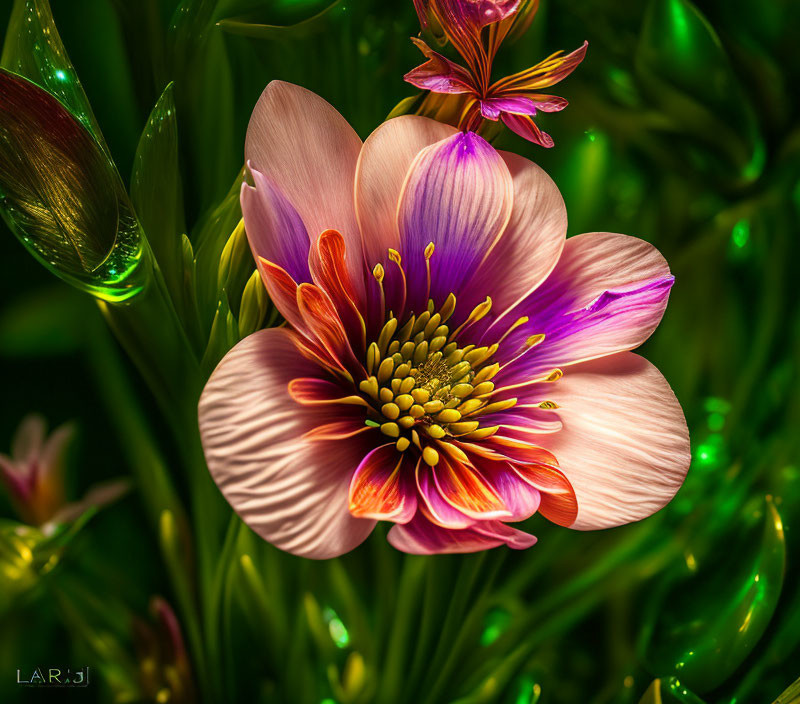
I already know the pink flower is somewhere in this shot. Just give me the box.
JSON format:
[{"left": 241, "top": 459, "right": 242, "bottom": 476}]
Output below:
[
  {"left": 0, "top": 414, "right": 129, "bottom": 529},
  {"left": 405, "top": 0, "right": 587, "bottom": 146},
  {"left": 0, "top": 415, "right": 70, "bottom": 526},
  {"left": 198, "top": 82, "right": 690, "bottom": 558}
]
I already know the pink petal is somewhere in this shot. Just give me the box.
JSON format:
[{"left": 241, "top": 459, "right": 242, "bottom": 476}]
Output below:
[
  {"left": 244, "top": 81, "right": 365, "bottom": 296},
  {"left": 199, "top": 329, "right": 376, "bottom": 559},
  {"left": 356, "top": 115, "right": 457, "bottom": 270},
  {"left": 459, "top": 150, "right": 566, "bottom": 318},
  {"left": 493, "top": 232, "right": 674, "bottom": 380},
  {"left": 481, "top": 95, "right": 538, "bottom": 120},
  {"left": 404, "top": 38, "right": 476, "bottom": 95},
  {"left": 397, "top": 131, "right": 514, "bottom": 313},
  {"left": 349, "top": 445, "right": 417, "bottom": 523},
  {"left": 501, "top": 112, "right": 554, "bottom": 148},
  {"left": 387, "top": 512, "right": 536, "bottom": 555},
  {"left": 241, "top": 167, "right": 311, "bottom": 284},
  {"left": 12, "top": 414, "right": 46, "bottom": 464},
  {"left": 534, "top": 352, "right": 690, "bottom": 530},
  {"left": 472, "top": 459, "right": 541, "bottom": 521}
]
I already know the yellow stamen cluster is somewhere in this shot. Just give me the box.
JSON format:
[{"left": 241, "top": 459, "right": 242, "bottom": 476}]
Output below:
[{"left": 359, "top": 293, "right": 520, "bottom": 466}]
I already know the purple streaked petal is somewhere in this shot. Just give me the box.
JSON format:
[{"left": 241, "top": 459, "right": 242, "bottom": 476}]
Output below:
[
  {"left": 417, "top": 463, "right": 474, "bottom": 528},
  {"left": 387, "top": 512, "right": 536, "bottom": 554},
  {"left": 491, "top": 232, "right": 674, "bottom": 383},
  {"left": 474, "top": 459, "right": 541, "bottom": 521},
  {"left": 241, "top": 167, "right": 311, "bottom": 284},
  {"left": 397, "top": 131, "right": 513, "bottom": 313},
  {"left": 405, "top": 39, "right": 475, "bottom": 95},
  {"left": 438, "top": 0, "right": 522, "bottom": 29},
  {"left": 454, "top": 150, "right": 566, "bottom": 323},
  {"left": 482, "top": 95, "right": 538, "bottom": 120},
  {"left": 527, "top": 94, "right": 569, "bottom": 112}
]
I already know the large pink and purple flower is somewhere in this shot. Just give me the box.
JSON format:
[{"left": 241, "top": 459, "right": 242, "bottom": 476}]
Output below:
[{"left": 198, "top": 81, "right": 690, "bottom": 558}]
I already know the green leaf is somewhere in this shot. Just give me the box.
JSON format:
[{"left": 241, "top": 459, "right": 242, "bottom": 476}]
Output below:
[
  {"left": 641, "top": 496, "right": 786, "bottom": 693},
  {"left": 131, "top": 83, "right": 187, "bottom": 308},
  {"left": 0, "top": 0, "right": 107, "bottom": 149},
  {"left": 0, "top": 70, "right": 145, "bottom": 300},
  {"left": 217, "top": 0, "right": 346, "bottom": 41}
]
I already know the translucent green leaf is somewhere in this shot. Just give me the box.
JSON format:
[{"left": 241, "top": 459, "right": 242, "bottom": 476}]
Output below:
[
  {"left": 642, "top": 497, "right": 786, "bottom": 693},
  {"left": 131, "top": 82, "right": 186, "bottom": 307},
  {"left": 0, "top": 70, "right": 145, "bottom": 301},
  {"left": 0, "top": 0, "right": 107, "bottom": 149}
]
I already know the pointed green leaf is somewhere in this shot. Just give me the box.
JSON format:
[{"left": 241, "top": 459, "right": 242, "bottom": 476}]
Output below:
[
  {"left": 0, "top": 70, "right": 145, "bottom": 300},
  {"left": 1, "top": 0, "right": 107, "bottom": 149},
  {"left": 131, "top": 83, "right": 186, "bottom": 304},
  {"left": 642, "top": 497, "right": 786, "bottom": 693}
]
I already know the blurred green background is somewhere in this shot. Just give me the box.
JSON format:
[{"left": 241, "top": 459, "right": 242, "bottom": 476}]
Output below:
[{"left": 0, "top": 0, "right": 798, "bottom": 702}]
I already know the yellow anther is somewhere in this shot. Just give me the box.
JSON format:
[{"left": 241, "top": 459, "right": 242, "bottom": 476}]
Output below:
[
  {"left": 387, "top": 340, "right": 400, "bottom": 355},
  {"left": 436, "top": 409, "right": 462, "bottom": 424},
  {"left": 526, "top": 333, "right": 546, "bottom": 348},
  {"left": 427, "top": 299, "right": 435, "bottom": 314},
  {"left": 426, "top": 424, "right": 446, "bottom": 439},
  {"left": 446, "top": 349, "right": 465, "bottom": 365},
  {"left": 429, "top": 335, "right": 447, "bottom": 352},
  {"left": 470, "top": 296, "right": 492, "bottom": 321},
  {"left": 380, "top": 422, "right": 400, "bottom": 438},
  {"left": 464, "top": 347, "right": 488, "bottom": 365},
  {"left": 424, "top": 242, "right": 435, "bottom": 259},
  {"left": 378, "top": 317, "right": 398, "bottom": 346},
  {"left": 359, "top": 377, "right": 379, "bottom": 400},
  {"left": 397, "top": 316, "right": 415, "bottom": 342},
  {"left": 447, "top": 421, "right": 480, "bottom": 435},
  {"left": 423, "top": 400, "right": 444, "bottom": 414},
  {"left": 396, "top": 437, "right": 411, "bottom": 452},
  {"left": 424, "top": 314, "right": 442, "bottom": 339},
  {"left": 377, "top": 358, "right": 395, "bottom": 383},
  {"left": 399, "top": 377, "right": 416, "bottom": 394},
  {"left": 449, "top": 361, "right": 472, "bottom": 380},
  {"left": 395, "top": 394, "right": 414, "bottom": 411},
  {"left": 440, "top": 293, "right": 457, "bottom": 322},
  {"left": 461, "top": 425, "right": 500, "bottom": 440},
  {"left": 372, "top": 263, "right": 385, "bottom": 283},
  {"left": 401, "top": 341, "right": 415, "bottom": 360},
  {"left": 411, "top": 429, "right": 422, "bottom": 449},
  {"left": 544, "top": 369, "right": 563, "bottom": 382},
  {"left": 451, "top": 383, "right": 474, "bottom": 398},
  {"left": 409, "top": 404, "right": 425, "bottom": 418},
  {"left": 388, "top": 248, "right": 402, "bottom": 264},
  {"left": 379, "top": 387, "right": 394, "bottom": 403},
  {"left": 472, "top": 382, "right": 495, "bottom": 396},
  {"left": 413, "top": 311, "right": 431, "bottom": 336},
  {"left": 471, "top": 398, "right": 517, "bottom": 416},
  {"left": 440, "top": 442, "right": 469, "bottom": 463},
  {"left": 538, "top": 400, "right": 560, "bottom": 409},
  {"left": 411, "top": 388, "right": 430, "bottom": 404},
  {"left": 390, "top": 378, "right": 402, "bottom": 394},
  {"left": 398, "top": 415, "right": 415, "bottom": 429},
  {"left": 366, "top": 342, "right": 380, "bottom": 375},
  {"left": 413, "top": 341, "right": 429, "bottom": 366},
  {"left": 458, "top": 399, "right": 485, "bottom": 414},
  {"left": 422, "top": 446, "right": 440, "bottom": 467},
  {"left": 382, "top": 403, "right": 400, "bottom": 420},
  {"left": 473, "top": 363, "right": 500, "bottom": 384},
  {"left": 394, "top": 363, "right": 412, "bottom": 379}
]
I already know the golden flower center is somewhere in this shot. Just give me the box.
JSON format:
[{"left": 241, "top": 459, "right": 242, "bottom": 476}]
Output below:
[{"left": 359, "top": 292, "right": 514, "bottom": 467}]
